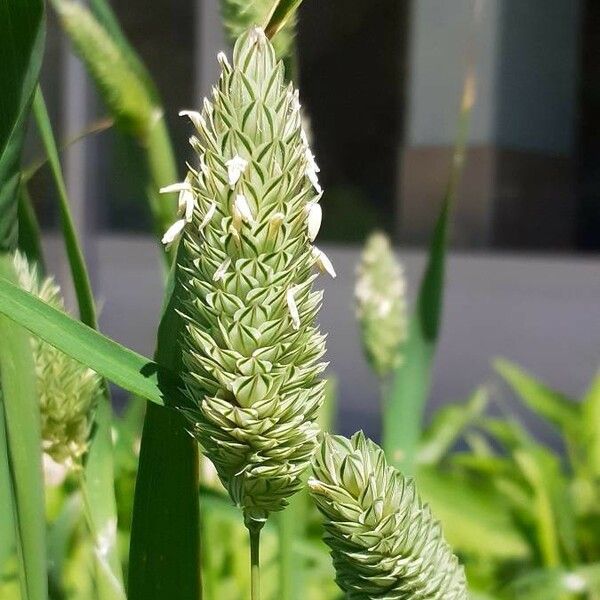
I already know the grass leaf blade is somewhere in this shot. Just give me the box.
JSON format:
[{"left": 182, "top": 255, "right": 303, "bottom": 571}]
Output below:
[
  {"left": 0, "top": 253, "right": 48, "bottom": 600},
  {"left": 0, "top": 276, "right": 176, "bottom": 406},
  {"left": 383, "top": 70, "right": 475, "bottom": 475},
  {"left": 129, "top": 262, "right": 201, "bottom": 600}
]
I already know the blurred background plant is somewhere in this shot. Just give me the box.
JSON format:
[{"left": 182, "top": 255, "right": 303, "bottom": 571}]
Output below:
[{"left": 0, "top": 0, "right": 599, "bottom": 599}]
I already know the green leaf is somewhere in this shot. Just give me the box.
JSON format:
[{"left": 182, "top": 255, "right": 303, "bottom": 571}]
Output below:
[
  {"left": 129, "top": 258, "right": 201, "bottom": 600},
  {"left": 581, "top": 371, "right": 600, "bottom": 477},
  {"left": 383, "top": 71, "right": 474, "bottom": 475},
  {"left": 494, "top": 358, "right": 580, "bottom": 434},
  {"left": 417, "top": 386, "right": 488, "bottom": 466},
  {"left": 417, "top": 468, "right": 529, "bottom": 560},
  {"left": 0, "top": 404, "right": 16, "bottom": 577},
  {"left": 0, "top": 275, "right": 179, "bottom": 406},
  {"left": 264, "top": 0, "right": 303, "bottom": 39},
  {"left": 33, "top": 88, "right": 97, "bottom": 328},
  {"left": 0, "top": 253, "right": 48, "bottom": 600},
  {"left": 17, "top": 185, "right": 45, "bottom": 271},
  {"left": 83, "top": 400, "right": 126, "bottom": 600},
  {"left": 0, "top": 0, "right": 45, "bottom": 252}
]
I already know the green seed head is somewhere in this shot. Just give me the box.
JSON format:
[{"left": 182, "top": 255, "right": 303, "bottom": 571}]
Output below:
[
  {"left": 170, "top": 28, "right": 333, "bottom": 524},
  {"left": 355, "top": 232, "right": 407, "bottom": 378},
  {"left": 309, "top": 432, "right": 468, "bottom": 600},
  {"left": 13, "top": 252, "right": 101, "bottom": 468}
]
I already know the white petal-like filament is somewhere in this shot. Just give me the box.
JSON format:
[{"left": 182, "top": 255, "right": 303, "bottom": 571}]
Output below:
[
  {"left": 234, "top": 193, "right": 254, "bottom": 224},
  {"left": 225, "top": 155, "right": 249, "bottom": 188},
  {"left": 199, "top": 202, "right": 217, "bottom": 231},
  {"left": 213, "top": 258, "right": 231, "bottom": 282},
  {"left": 306, "top": 202, "right": 322, "bottom": 242},
  {"left": 286, "top": 286, "right": 301, "bottom": 330},
  {"left": 161, "top": 218, "right": 186, "bottom": 246},
  {"left": 312, "top": 246, "right": 336, "bottom": 278},
  {"left": 160, "top": 181, "right": 192, "bottom": 194}
]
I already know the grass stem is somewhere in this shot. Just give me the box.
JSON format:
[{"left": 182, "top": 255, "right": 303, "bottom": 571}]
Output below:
[{"left": 247, "top": 519, "right": 263, "bottom": 600}]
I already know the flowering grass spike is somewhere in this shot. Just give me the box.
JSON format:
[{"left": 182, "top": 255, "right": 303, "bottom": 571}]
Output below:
[
  {"left": 355, "top": 232, "right": 407, "bottom": 379},
  {"left": 309, "top": 432, "right": 468, "bottom": 599},
  {"left": 169, "top": 27, "right": 332, "bottom": 527},
  {"left": 13, "top": 252, "right": 101, "bottom": 468}
]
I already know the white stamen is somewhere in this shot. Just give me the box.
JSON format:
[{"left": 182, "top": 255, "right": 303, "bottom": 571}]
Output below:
[
  {"left": 312, "top": 246, "right": 336, "bottom": 278},
  {"left": 234, "top": 193, "right": 254, "bottom": 224},
  {"left": 160, "top": 181, "right": 192, "bottom": 194},
  {"left": 217, "top": 51, "right": 230, "bottom": 69},
  {"left": 300, "top": 129, "right": 309, "bottom": 147},
  {"left": 286, "top": 286, "right": 301, "bottom": 330},
  {"left": 213, "top": 258, "right": 231, "bottom": 282},
  {"left": 180, "top": 189, "right": 196, "bottom": 222},
  {"left": 199, "top": 202, "right": 216, "bottom": 231},
  {"left": 161, "top": 219, "right": 186, "bottom": 246},
  {"left": 178, "top": 110, "right": 203, "bottom": 129},
  {"left": 306, "top": 202, "right": 322, "bottom": 242},
  {"left": 305, "top": 147, "right": 322, "bottom": 194},
  {"left": 226, "top": 155, "right": 249, "bottom": 187}
]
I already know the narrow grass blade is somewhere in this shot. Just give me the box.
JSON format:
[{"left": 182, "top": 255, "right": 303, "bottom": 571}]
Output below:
[
  {"left": 264, "top": 0, "right": 303, "bottom": 39},
  {"left": 582, "top": 371, "right": 600, "bottom": 476},
  {"left": 32, "top": 88, "right": 97, "bottom": 328},
  {"left": 383, "top": 66, "right": 475, "bottom": 475},
  {"left": 277, "top": 492, "right": 305, "bottom": 600},
  {"left": 0, "top": 404, "right": 16, "bottom": 577},
  {"left": 0, "top": 276, "right": 178, "bottom": 406},
  {"left": 0, "top": 0, "right": 45, "bottom": 253},
  {"left": 17, "top": 184, "right": 45, "bottom": 271},
  {"left": 129, "top": 259, "right": 201, "bottom": 600},
  {"left": 83, "top": 399, "right": 126, "bottom": 600},
  {"left": 417, "top": 386, "right": 488, "bottom": 466},
  {"left": 0, "top": 253, "right": 48, "bottom": 600},
  {"left": 51, "top": 0, "right": 178, "bottom": 258},
  {"left": 494, "top": 358, "right": 580, "bottom": 434}
]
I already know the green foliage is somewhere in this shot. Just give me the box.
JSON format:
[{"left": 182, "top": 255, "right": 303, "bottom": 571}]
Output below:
[
  {"left": 0, "top": 0, "right": 45, "bottom": 252},
  {"left": 382, "top": 75, "right": 474, "bottom": 476},
  {"left": 0, "top": 254, "right": 48, "bottom": 600},
  {"left": 128, "top": 246, "right": 201, "bottom": 600},
  {"left": 0, "top": 276, "right": 178, "bottom": 406},
  {"left": 309, "top": 432, "right": 468, "bottom": 599}
]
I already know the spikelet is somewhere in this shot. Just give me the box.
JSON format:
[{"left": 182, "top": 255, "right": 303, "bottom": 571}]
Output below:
[
  {"left": 13, "top": 252, "right": 101, "bottom": 468},
  {"left": 220, "top": 0, "right": 295, "bottom": 63},
  {"left": 309, "top": 432, "right": 468, "bottom": 600},
  {"left": 171, "top": 28, "right": 332, "bottom": 525},
  {"left": 355, "top": 232, "right": 407, "bottom": 378}
]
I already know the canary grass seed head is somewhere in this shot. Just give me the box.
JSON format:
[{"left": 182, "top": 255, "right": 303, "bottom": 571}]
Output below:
[
  {"left": 12, "top": 252, "right": 101, "bottom": 468},
  {"left": 355, "top": 232, "right": 407, "bottom": 379},
  {"left": 309, "top": 432, "right": 468, "bottom": 600},
  {"left": 171, "top": 28, "right": 333, "bottom": 524}
]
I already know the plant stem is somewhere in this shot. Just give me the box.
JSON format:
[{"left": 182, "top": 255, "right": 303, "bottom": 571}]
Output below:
[{"left": 247, "top": 519, "right": 264, "bottom": 600}]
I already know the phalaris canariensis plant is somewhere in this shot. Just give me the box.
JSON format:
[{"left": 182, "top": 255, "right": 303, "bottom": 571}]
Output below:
[
  {"left": 309, "top": 432, "right": 468, "bottom": 599},
  {"left": 162, "top": 27, "right": 335, "bottom": 529},
  {"left": 13, "top": 252, "right": 101, "bottom": 468},
  {"left": 355, "top": 232, "right": 407, "bottom": 379}
]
